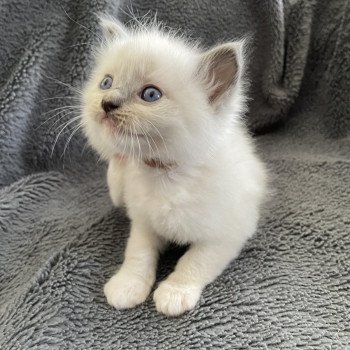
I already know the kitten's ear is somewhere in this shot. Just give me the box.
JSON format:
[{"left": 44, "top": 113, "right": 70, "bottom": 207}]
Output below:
[
  {"left": 197, "top": 42, "right": 243, "bottom": 106},
  {"left": 99, "top": 16, "right": 128, "bottom": 41}
]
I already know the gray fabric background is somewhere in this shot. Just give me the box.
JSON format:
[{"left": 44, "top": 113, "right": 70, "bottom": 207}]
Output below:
[{"left": 0, "top": 0, "right": 349, "bottom": 349}]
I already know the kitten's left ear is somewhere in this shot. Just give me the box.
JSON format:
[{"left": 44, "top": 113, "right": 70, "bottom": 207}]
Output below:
[
  {"left": 99, "top": 15, "right": 128, "bottom": 41},
  {"left": 197, "top": 42, "right": 243, "bottom": 107}
]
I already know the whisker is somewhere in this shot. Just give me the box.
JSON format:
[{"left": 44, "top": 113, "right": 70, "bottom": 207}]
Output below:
[
  {"left": 35, "top": 108, "right": 78, "bottom": 130},
  {"left": 39, "top": 96, "right": 81, "bottom": 103},
  {"left": 142, "top": 129, "right": 155, "bottom": 159},
  {"left": 121, "top": 121, "right": 128, "bottom": 160},
  {"left": 41, "top": 105, "right": 80, "bottom": 117},
  {"left": 50, "top": 111, "right": 81, "bottom": 128},
  {"left": 131, "top": 121, "right": 142, "bottom": 166},
  {"left": 50, "top": 116, "right": 81, "bottom": 157},
  {"left": 52, "top": 117, "right": 81, "bottom": 140},
  {"left": 129, "top": 123, "right": 134, "bottom": 162},
  {"left": 60, "top": 5, "right": 104, "bottom": 42},
  {"left": 133, "top": 119, "right": 154, "bottom": 161},
  {"left": 112, "top": 120, "right": 127, "bottom": 163},
  {"left": 61, "top": 122, "right": 84, "bottom": 158},
  {"left": 143, "top": 119, "right": 171, "bottom": 161},
  {"left": 41, "top": 73, "right": 83, "bottom": 96},
  {"left": 96, "top": 154, "right": 103, "bottom": 164},
  {"left": 141, "top": 120, "right": 163, "bottom": 160},
  {"left": 80, "top": 140, "right": 89, "bottom": 156}
]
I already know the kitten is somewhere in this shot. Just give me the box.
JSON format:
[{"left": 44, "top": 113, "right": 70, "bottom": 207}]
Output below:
[{"left": 81, "top": 16, "right": 267, "bottom": 316}]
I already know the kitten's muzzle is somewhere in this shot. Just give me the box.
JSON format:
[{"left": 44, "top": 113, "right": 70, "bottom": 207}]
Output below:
[{"left": 102, "top": 99, "right": 120, "bottom": 113}]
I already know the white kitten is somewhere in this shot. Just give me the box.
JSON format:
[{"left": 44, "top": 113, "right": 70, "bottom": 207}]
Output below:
[{"left": 81, "top": 17, "right": 267, "bottom": 316}]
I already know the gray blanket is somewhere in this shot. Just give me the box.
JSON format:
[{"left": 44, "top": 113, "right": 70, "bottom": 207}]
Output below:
[{"left": 1, "top": 0, "right": 349, "bottom": 349}]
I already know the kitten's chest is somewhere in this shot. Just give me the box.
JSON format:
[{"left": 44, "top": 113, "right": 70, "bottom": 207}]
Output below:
[{"left": 124, "top": 169, "right": 209, "bottom": 243}]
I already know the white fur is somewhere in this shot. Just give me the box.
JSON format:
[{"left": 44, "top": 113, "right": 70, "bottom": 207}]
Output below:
[{"left": 82, "top": 18, "right": 267, "bottom": 316}]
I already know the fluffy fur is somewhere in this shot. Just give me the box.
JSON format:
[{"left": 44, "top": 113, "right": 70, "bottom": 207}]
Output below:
[{"left": 81, "top": 17, "right": 267, "bottom": 316}]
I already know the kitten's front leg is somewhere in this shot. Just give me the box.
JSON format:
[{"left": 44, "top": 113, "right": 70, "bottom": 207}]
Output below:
[
  {"left": 107, "top": 157, "right": 126, "bottom": 207},
  {"left": 104, "top": 222, "right": 165, "bottom": 309},
  {"left": 153, "top": 240, "right": 244, "bottom": 316}
]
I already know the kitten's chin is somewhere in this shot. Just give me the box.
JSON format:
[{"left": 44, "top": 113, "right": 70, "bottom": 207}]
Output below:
[
  {"left": 101, "top": 117, "right": 116, "bottom": 130},
  {"left": 84, "top": 117, "right": 170, "bottom": 162}
]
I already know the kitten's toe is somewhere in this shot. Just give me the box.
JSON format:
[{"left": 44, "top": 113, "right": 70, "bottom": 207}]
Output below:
[
  {"left": 104, "top": 271, "right": 153, "bottom": 309},
  {"left": 153, "top": 281, "right": 201, "bottom": 316}
]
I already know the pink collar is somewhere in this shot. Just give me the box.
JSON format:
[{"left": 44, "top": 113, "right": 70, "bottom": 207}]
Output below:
[{"left": 114, "top": 154, "right": 176, "bottom": 170}]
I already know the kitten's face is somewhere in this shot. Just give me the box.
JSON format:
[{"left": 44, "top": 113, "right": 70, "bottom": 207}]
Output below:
[{"left": 82, "top": 19, "right": 242, "bottom": 163}]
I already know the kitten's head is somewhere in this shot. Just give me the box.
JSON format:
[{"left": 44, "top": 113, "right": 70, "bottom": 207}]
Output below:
[{"left": 82, "top": 17, "right": 246, "bottom": 165}]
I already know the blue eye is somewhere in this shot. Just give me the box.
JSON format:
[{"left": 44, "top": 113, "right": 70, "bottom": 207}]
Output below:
[
  {"left": 100, "top": 75, "right": 113, "bottom": 90},
  {"left": 141, "top": 86, "right": 162, "bottom": 102}
]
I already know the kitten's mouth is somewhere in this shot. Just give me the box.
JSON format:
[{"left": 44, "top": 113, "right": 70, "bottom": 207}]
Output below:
[{"left": 100, "top": 114, "right": 145, "bottom": 138}]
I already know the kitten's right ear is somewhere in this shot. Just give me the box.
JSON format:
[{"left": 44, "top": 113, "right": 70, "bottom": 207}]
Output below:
[{"left": 99, "top": 15, "right": 128, "bottom": 41}]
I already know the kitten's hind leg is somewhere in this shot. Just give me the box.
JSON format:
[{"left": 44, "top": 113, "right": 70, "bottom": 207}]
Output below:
[
  {"left": 107, "top": 157, "right": 126, "bottom": 207},
  {"left": 104, "top": 222, "right": 165, "bottom": 309},
  {"left": 153, "top": 240, "right": 245, "bottom": 316}
]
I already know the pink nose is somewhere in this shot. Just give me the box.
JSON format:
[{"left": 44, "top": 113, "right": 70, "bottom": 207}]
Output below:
[{"left": 102, "top": 100, "right": 119, "bottom": 113}]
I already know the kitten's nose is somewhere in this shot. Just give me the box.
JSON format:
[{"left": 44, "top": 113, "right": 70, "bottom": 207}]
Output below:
[{"left": 102, "top": 100, "right": 119, "bottom": 113}]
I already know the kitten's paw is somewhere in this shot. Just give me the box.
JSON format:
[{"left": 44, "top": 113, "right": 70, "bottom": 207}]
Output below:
[
  {"left": 153, "top": 281, "right": 201, "bottom": 316},
  {"left": 104, "top": 271, "right": 152, "bottom": 309}
]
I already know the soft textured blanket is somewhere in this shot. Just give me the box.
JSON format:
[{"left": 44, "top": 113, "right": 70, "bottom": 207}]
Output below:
[{"left": 0, "top": 0, "right": 349, "bottom": 349}]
